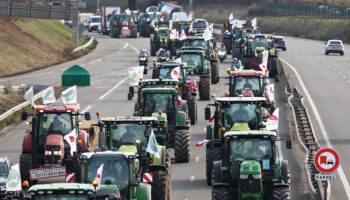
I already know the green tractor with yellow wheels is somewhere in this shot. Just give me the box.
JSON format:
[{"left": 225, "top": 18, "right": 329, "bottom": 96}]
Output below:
[
  {"left": 92, "top": 116, "right": 171, "bottom": 200},
  {"left": 211, "top": 130, "right": 291, "bottom": 200},
  {"left": 204, "top": 97, "right": 272, "bottom": 186}
]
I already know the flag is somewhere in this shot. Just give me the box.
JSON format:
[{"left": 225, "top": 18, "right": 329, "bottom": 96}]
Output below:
[
  {"left": 195, "top": 139, "right": 209, "bottom": 147},
  {"left": 251, "top": 18, "right": 257, "bottom": 28},
  {"left": 24, "top": 86, "right": 34, "bottom": 105},
  {"left": 259, "top": 50, "right": 269, "bottom": 71},
  {"left": 177, "top": 93, "right": 182, "bottom": 101},
  {"left": 136, "top": 66, "right": 144, "bottom": 77},
  {"left": 179, "top": 30, "right": 186, "bottom": 41},
  {"left": 94, "top": 164, "right": 104, "bottom": 189},
  {"left": 62, "top": 86, "right": 77, "bottom": 104},
  {"left": 174, "top": 58, "right": 182, "bottom": 64},
  {"left": 266, "top": 84, "right": 275, "bottom": 103},
  {"left": 209, "top": 23, "right": 214, "bottom": 32},
  {"left": 203, "top": 29, "right": 212, "bottom": 41},
  {"left": 64, "top": 129, "right": 77, "bottom": 155},
  {"left": 146, "top": 130, "right": 160, "bottom": 158},
  {"left": 266, "top": 108, "right": 279, "bottom": 131},
  {"left": 170, "top": 29, "right": 177, "bottom": 40},
  {"left": 229, "top": 13, "right": 233, "bottom": 21},
  {"left": 42, "top": 86, "right": 56, "bottom": 104},
  {"left": 6, "top": 164, "right": 22, "bottom": 191},
  {"left": 171, "top": 66, "right": 181, "bottom": 80},
  {"left": 187, "top": 13, "right": 192, "bottom": 21},
  {"left": 129, "top": 69, "right": 139, "bottom": 86}
]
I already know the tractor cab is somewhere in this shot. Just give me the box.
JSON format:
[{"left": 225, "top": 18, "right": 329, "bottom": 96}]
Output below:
[
  {"left": 227, "top": 70, "right": 268, "bottom": 97},
  {"left": 191, "top": 18, "right": 208, "bottom": 34},
  {"left": 177, "top": 48, "right": 206, "bottom": 75}
]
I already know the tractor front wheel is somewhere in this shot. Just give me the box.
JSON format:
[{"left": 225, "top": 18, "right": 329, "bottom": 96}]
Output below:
[
  {"left": 212, "top": 186, "right": 230, "bottom": 200},
  {"left": 152, "top": 171, "right": 168, "bottom": 200},
  {"left": 273, "top": 186, "right": 290, "bottom": 200},
  {"left": 175, "top": 129, "right": 190, "bottom": 163},
  {"left": 20, "top": 154, "right": 33, "bottom": 185},
  {"left": 211, "top": 62, "right": 219, "bottom": 84},
  {"left": 206, "top": 147, "right": 221, "bottom": 185},
  {"left": 187, "top": 97, "right": 197, "bottom": 125},
  {"left": 199, "top": 76, "right": 211, "bottom": 100},
  {"left": 131, "top": 27, "right": 137, "bottom": 38}
]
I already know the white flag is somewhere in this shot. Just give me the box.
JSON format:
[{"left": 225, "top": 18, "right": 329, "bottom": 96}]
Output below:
[
  {"left": 136, "top": 66, "right": 144, "bottom": 78},
  {"left": 129, "top": 66, "right": 143, "bottom": 86},
  {"left": 266, "top": 84, "right": 275, "bottom": 103},
  {"left": 62, "top": 86, "right": 77, "bottom": 104},
  {"left": 229, "top": 13, "right": 233, "bottom": 21},
  {"left": 171, "top": 66, "right": 181, "bottom": 80},
  {"left": 94, "top": 164, "right": 104, "bottom": 189},
  {"left": 42, "top": 86, "right": 56, "bottom": 104},
  {"left": 24, "top": 86, "right": 34, "bottom": 105},
  {"left": 174, "top": 58, "right": 182, "bottom": 64},
  {"left": 179, "top": 30, "right": 186, "bottom": 41},
  {"left": 64, "top": 129, "right": 77, "bottom": 155},
  {"left": 251, "top": 18, "right": 257, "bottom": 28},
  {"left": 6, "top": 164, "right": 22, "bottom": 191},
  {"left": 266, "top": 108, "right": 279, "bottom": 131},
  {"left": 146, "top": 130, "right": 160, "bottom": 158},
  {"left": 203, "top": 29, "right": 212, "bottom": 41},
  {"left": 170, "top": 29, "right": 177, "bottom": 40},
  {"left": 259, "top": 50, "right": 269, "bottom": 71}
]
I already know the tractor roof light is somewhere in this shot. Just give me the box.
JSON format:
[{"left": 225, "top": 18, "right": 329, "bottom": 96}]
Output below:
[
  {"left": 211, "top": 94, "right": 215, "bottom": 98},
  {"left": 221, "top": 127, "right": 226, "bottom": 132},
  {"left": 158, "top": 110, "right": 163, "bottom": 115},
  {"left": 22, "top": 180, "right": 29, "bottom": 187},
  {"left": 187, "top": 58, "right": 191, "bottom": 62},
  {"left": 96, "top": 111, "right": 100, "bottom": 116},
  {"left": 78, "top": 139, "right": 82, "bottom": 144},
  {"left": 92, "top": 180, "right": 98, "bottom": 187}
]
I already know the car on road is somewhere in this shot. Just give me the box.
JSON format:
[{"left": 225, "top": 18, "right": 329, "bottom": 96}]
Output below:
[
  {"left": 0, "top": 157, "right": 11, "bottom": 198},
  {"left": 87, "top": 16, "right": 101, "bottom": 32},
  {"left": 325, "top": 40, "right": 344, "bottom": 55},
  {"left": 272, "top": 35, "right": 287, "bottom": 51}
]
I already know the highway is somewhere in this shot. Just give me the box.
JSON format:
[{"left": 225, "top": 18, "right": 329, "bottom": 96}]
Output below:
[{"left": 0, "top": 32, "right": 323, "bottom": 199}]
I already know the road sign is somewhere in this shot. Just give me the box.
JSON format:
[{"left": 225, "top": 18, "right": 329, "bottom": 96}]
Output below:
[
  {"left": 314, "top": 148, "right": 339, "bottom": 173},
  {"left": 315, "top": 174, "right": 336, "bottom": 181}
]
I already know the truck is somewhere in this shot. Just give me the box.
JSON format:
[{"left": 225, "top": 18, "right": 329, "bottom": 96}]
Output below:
[{"left": 100, "top": 7, "right": 120, "bottom": 35}]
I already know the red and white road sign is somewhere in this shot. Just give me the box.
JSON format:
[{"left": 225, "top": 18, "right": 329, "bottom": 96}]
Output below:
[
  {"left": 142, "top": 172, "right": 153, "bottom": 183},
  {"left": 314, "top": 148, "right": 339, "bottom": 173},
  {"left": 65, "top": 173, "right": 76, "bottom": 183}
]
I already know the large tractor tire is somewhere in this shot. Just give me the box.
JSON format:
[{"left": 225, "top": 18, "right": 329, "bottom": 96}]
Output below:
[
  {"left": 199, "top": 76, "right": 211, "bottom": 100},
  {"left": 151, "top": 171, "right": 168, "bottom": 200},
  {"left": 210, "top": 62, "right": 219, "bottom": 84},
  {"left": 151, "top": 42, "right": 157, "bottom": 56},
  {"left": 165, "top": 152, "right": 172, "bottom": 200},
  {"left": 111, "top": 28, "right": 120, "bottom": 38},
  {"left": 206, "top": 147, "right": 221, "bottom": 185},
  {"left": 144, "top": 25, "right": 151, "bottom": 37},
  {"left": 281, "top": 160, "right": 290, "bottom": 184},
  {"left": 20, "top": 154, "right": 33, "bottom": 185},
  {"left": 131, "top": 27, "right": 137, "bottom": 38},
  {"left": 269, "top": 57, "right": 278, "bottom": 80},
  {"left": 273, "top": 186, "right": 290, "bottom": 200},
  {"left": 212, "top": 186, "right": 230, "bottom": 200},
  {"left": 175, "top": 129, "right": 190, "bottom": 163},
  {"left": 187, "top": 97, "right": 197, "bottom": 125},
  {"left": 223, "top": 38, "right": 232, "bottom": 54}
]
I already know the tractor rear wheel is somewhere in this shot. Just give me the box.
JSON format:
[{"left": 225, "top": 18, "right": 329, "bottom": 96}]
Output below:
[
  {"left": 270, "top": 57, "right": 278, "bottom": 79},
  {"left": 187, "top": 97, "right": 197, "bottom": 125},
  {"left": 199, "top": 76, "right": 211, "bottom": 100},
  {"left": 211, "top": 62, "right": 219, "bottom": 84},
  {"left": 212, "top": 186, "right": 230, "bottom": 200},
  {"left": 152, "top": 171, "right": 168, "bottom": 200},
  {"left": 206, "top": 147, "right": 221, "bottom": 185},
  {"left": 144, "top": 25, "right": 151, "bottom": 37},
  {"left": 175, "top": 129, "right": 190, "bottom": 163},
  {"left": 20, "top": 154, "right": 33, "bottom": 185},
  {"left": 131, "top": 27, "right": 137, "bottom": 38},
  {"left": 273, "top": 186, "right": 290, "bottom": 200}
]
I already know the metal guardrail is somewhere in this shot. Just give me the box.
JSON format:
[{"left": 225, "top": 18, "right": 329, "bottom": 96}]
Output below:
[
  {"left": 71, "top": 36, "right": 94, "bottom": 54},
  {"left": 0, "top": 87, "right": 50, "bottom": 122}
]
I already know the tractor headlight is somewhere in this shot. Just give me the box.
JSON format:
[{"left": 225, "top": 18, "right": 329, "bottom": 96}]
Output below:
[
  {"left": 240, "top": 174, "right": 249, "bottom": 179},
  {"left": 53, "top": 150, "right": 62, "bottom": 156},
  {"left": 45, "top": 151, "right": 52, "bottom": 156},
  {"left": 252, "top": 174, "right": 261, "bottom": 179},
  {"left": 147, "top": 18, "right": 150, "bottom": 22},
  {"left": 140, "top": 57, "right": 146, "bottom": 61}
]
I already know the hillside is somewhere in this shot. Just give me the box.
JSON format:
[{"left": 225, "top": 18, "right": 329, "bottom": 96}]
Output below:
[{"left": 0, "top": 17, "right": 76, "bottom": 77}]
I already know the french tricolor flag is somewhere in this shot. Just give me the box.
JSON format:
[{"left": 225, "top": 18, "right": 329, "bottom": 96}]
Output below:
[{"left": 195, "top": 139, "right": 209, "bottom": 147}]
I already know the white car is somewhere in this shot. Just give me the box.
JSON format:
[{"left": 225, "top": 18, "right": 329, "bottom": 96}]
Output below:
[
  {"left": 0, "top": 157, "right": 11, "bottom": 198},
  {"left": 325, "top": 40, "right": 344, "bottom": 56},
  {"left": 87, "top": 16, "right": 101, "bottom": 32}
]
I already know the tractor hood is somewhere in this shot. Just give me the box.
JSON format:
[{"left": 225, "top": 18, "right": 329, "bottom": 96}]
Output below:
[
  {"left": 240, "top": 160, "right": 261, "bottom": 175},
  {"left": 117, "top": 145, "right": 138, "bottom": 154},
  {"left": 45, "top": 134, "right": 64, "bottom": 147},
  {"left": 152, "top": 112, "right": 167, "bottom": 122},
  {"left": 230, "top": 122, "right": 250, "bottom": 131}
]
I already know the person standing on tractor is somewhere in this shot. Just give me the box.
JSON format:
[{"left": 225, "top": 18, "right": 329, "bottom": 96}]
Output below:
[{"left": 231, "top": 58, "right": 244, "bottom": 71}]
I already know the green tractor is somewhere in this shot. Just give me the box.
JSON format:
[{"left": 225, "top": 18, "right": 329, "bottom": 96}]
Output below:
[
  {"left": 211, "top": 130, "right": 291, "bottom": 200},
  {"left": 134, "top": 87, "right": 191, "bottom": 163},
  {"left": 93, "top": 116, "right": 171, "bottom": 200},
  {"left": 181, "top": 35, "right": 219, "bottom": 84},
  {"left": 151, "top": 26, "right": 171, "bottom": 56},
  {"left": 150, "top": 62, "right": 198, "bottom": 124},
  {"left": 204, "top": 97, "right": 272, "bottom": 185},
  {"left": 25, "top": 183, "right": 98, "bottom": 199},
  {"left": 241, "top": 34, "right": 278, "bottom": 79},
  {"left": 81, "top": 152, "right": 151, "bottom": 200},
  {"left": 177, "top": 47, "right": 212, "bottom": 100}
]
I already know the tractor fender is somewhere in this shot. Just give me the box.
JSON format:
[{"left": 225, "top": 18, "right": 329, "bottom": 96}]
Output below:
[
  {"left": 22, "top": 132, "right": 32, "bottom": 153},
  {"left": 78, "top": 130, "right": 89, "bottom": 152},
  {"left": 281, "top": 160, "right": 289, "bottom": 184},
  {"left": 150, "top": 145, "right": 166, "bottom": 166},
  {"left": 206, "top": 125, "right": 213, "bottom": 140},
  {"left": 135, "top": 182, "right": 152, "bottom": 200},
  {"left": 176, "top": 111, "right": 188, "bottom": 127},
  {"left": 213, "top": 160, "right": 228, "bottom": 185}
]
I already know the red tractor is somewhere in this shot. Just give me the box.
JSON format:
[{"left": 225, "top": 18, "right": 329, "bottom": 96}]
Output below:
[
  {"left": 110, "top": 14, "right": 137, "bottom": 38},
  {"left": 20, "top": 104, "right": 92, "bottom": 185}
]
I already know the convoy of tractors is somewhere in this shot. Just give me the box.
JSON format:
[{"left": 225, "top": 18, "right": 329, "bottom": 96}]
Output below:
[{"left": 4, "top": 2, "right": 291, "bottom": 200}]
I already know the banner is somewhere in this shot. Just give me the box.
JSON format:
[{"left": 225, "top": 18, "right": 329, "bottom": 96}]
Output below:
[
  {"left": 171, "top": 66, "right": 181, "bottom": 80},
  {"left": 24, "top": 86, "right": 34, "bottom": 106},
  {"left": 61, "top": 86, "right": 77, "bottom": 104},
  {"left": 146, "top": 130, "right": 160, "bottom": 158},
  {"left": 266, "top": 84, "right": 275, "bottom": 102},
  {"left": 94, "top": 164, "right": 104, "bottom": 189},
  {"left": 170, "top": 29, "right": 177, "bottom": 40},
  {"left": 129, "top": 66, "right": 144, "bottom": 86},
  {"left": 179, "top": 30, "right": 187, "bottom": 41},
  {"left": 266, "top": 108, "right": 279, "bottom": 131},
  {"left": 64, "top": 129, "right": 77, "bottom": 155},
  {"left": 6, "top": 164, "right": 22, "bottom": 191},
  {"left": 203, "top": 29, "right": 212, "bottom": 41},
  {"left": 259, "top": 50, "right": 269, "bottom": 71},
  {"left": 251, "top": 18, "right": 257, "bottom": 28},
  {"left": 42, "top": 86, "right": 56, "bottom": 104}
]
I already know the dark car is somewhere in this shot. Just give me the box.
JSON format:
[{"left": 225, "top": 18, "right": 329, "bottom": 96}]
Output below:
[{"left": 272, "top": 36, "right": 287, "bottom": 51}]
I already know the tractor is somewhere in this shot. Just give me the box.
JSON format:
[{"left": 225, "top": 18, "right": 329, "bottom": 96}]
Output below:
[
  {"left": 151, "top": 26, "right": 171, "bottom": 56},
  {"left": 19, "top": 104, "right": 92, "bottom": 185},
  {"left": 211, "top": 130, "right": 291, "bottom": 200},
  {"left": 176, "top": 47, "right": 212, "bottom": 100},
  {"left": 241, "top": 34, "right": 278, "bottom": 79},
  {"left": 181, "top": 35, "right": 219, "bottom": 84},
  {"left": 92, "top": 116, "right": 171, "bottom": 200},
  {"left": 134, "top": 87, "right": 191, "bottom": 163},
  {"left": 81, "top": 152, "right": 151, "bottom": 200},
  {"left": 110, "top": 14, "right": 137, "bottom": 38},
  {"left": 204, "top": 97, "right": 272, "bottom": 185},
  {"left": 139, "top": 12, "right": 161, "bottom": 37},
  {"left": 190, "top": 19, "right": 208, "bottom": 35},
  {"left": 150, "top": 61, "right": 198, "bottom": 124}
]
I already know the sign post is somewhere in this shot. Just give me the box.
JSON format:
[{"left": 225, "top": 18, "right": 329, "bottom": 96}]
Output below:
[{"left": 314, "top": 148, "right": 339, "bottom": 181}]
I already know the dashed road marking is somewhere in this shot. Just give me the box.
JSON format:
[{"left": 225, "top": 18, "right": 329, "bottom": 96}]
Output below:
[
  {"left": 123, "top": 43, "right": 129, "bottom": 49},
  {"left": 190, "top": 176, "right": 195, "bottom": 182},
  {"left": 82, "top": 105, "right": 92, "bottom": 113},
  {"left": 195, "top": 156, "right": 199, "bottom": 162},
  {"left": 98, "top": 76, "right": 129, "bottom": 100},
  {"left": 89, "top": 58, "right": 102, "bottom": 64}
]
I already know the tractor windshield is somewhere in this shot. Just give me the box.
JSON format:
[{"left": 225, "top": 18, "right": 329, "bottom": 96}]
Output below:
[
  {"left": 159, "top": 66, "right": 184, "bottom": 83},
  {"left": 230, "top": 139, "right": 272, "bottom": 161},
  {"left": 180, "top": 54, "right": 202, "bottom": 68},
  {"left": 109, "top": 123, "right": 148, "bottom": 151},
  {"left": 158, "top": 28, "right": 168, "bottom": 37},
  {"left": 87, "top": 155, "right": 129, "bottom": 192},
  {"left": 179, "top": 23, "right": 190, "bottom": 34},
  {"left": 38, "top": 113, "right": 74, "bottom": 149},
  {"left": 251, "top": 37, "right": 268, "bottom": 50},
  {"left": 34, "top": 194, "right": 88, "bottom": 200},
  {"left": 193, "top": 21, "right": 206, "bottom": 29},
  {"left": 182, "top": 39, "right": 208, "bottom": 49},
  {"left": 232, "top": 77, "right": 261, "bottom": 96},
  {"left": 118, "top": 15, "right": 131, "bottom": 23},
  {"left": 224, "top": 103, "right": 258, "bottom": 129},
  {"left": 143, "top": 93, "right": 175, "bottom": 114},
  {"left": 149, "top": 14, "right": 161, "bottom": 21}
]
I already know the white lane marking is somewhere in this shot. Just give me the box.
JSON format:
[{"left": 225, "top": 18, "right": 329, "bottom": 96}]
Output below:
[
  {"left": 82, "top": 105, "right": 92, "bottom": 113},
  {"left": 203, "top": 128, "right": 206, "bottom": 132},
  {"left": 347, "top": 80, "right": 350, "bottom": 83},
  {"left": 333, "top": 68, "right": 337, "bottom": 71},
  {"left": 280, "top": 58, "right": 350, "bottom": 199},
  {"left": 128, "top": 43, "right": 140, "bottom": 54},
  {"left": 89, "top": 58, "right": 102, "bottom": 64},
  {"left": 343, "top": 76, "right": 347, "bottom": 79},
  {"left": 190, "top": 175, "right": 195, "bottom": 182},
  {"left": 98, "top": 76, "right": 129, "bottom": 100},
  {"left": 195, "top": 156, "right": 199, "bottom": 162},
  {"left": 339, "top": 71, "right": 342, "bottom": 75},
  {"left": 123, "top": 43, "right": 129, "bottom": 49}
]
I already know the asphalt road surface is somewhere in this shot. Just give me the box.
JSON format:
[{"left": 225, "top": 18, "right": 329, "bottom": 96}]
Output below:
[{"left": 0, "top": 32, "right": 315, "bottom": 199}]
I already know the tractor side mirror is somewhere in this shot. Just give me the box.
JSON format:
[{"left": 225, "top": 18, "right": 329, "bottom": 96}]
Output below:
[
  {"left": 21, "top": 112, "right": 28, "bottom": 121},
  {"left": 286, "top": 140, "right": 292, "bottom": 149},
  {"left": 205, "top": 107, "right": 211, "bottom": 121},
  {"left": 84, "top": 112, "right": 91, "bottom": 121},
  {"left": 89, "top": 127, "right": 95, "bottom": 137}
]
